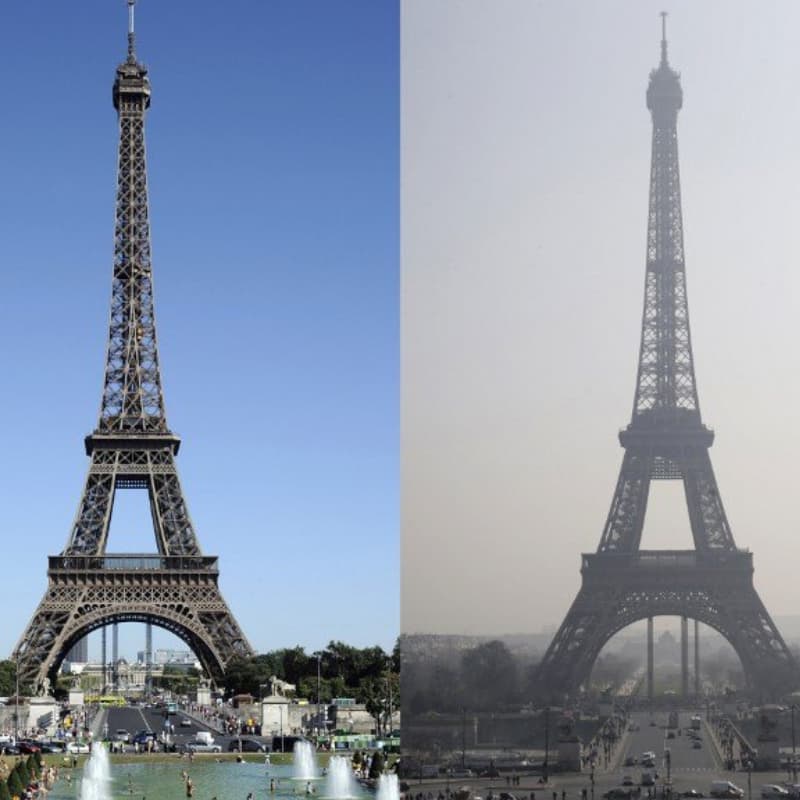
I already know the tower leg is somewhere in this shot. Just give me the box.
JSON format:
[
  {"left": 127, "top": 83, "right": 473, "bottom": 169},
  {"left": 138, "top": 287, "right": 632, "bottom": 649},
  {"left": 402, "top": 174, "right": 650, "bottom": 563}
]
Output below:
[
  {"left": 145, "top": 622, "right": 153, "bottom": 696},
  {"left": 112, "top": 623, "right": 119, "bottom": 693},
  {"left": 694, "top": 619, "right": 700, "bottom": 696},
  {"left": 647, "top": 617, "right": 654, "bottom": 701},
  {"left": 681, "top": 617, "right": 689, "bottom": 698},
  {"left": 101, "top": 626, "right": 107, "bottom": 693}
]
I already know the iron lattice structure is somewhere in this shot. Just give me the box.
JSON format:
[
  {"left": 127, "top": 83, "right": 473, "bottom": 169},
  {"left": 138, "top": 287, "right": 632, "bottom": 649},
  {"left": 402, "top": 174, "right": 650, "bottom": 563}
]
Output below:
[
  {"left": 13, "top": 6, "right": 253, "bottom": 692},
  {"left": 535, "top": 21, "right": 797, "bottom": 700}
]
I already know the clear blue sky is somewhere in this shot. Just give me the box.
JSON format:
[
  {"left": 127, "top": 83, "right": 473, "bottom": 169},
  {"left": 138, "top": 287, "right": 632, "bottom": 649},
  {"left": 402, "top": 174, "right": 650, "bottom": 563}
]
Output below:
[{"left": 0, "top": 1, "right": 398, "bottom": 662}]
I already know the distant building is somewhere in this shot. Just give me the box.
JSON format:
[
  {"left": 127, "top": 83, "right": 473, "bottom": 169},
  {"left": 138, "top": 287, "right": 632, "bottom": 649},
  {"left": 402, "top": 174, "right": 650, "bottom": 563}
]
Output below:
[
  {"left": 654, "top": 630, "right": 680, "bottom": 664},
  {"left": 136, "top": 649, "right": 199, "bottom": 668},
  {"left": 65, "top": 637, "right": 88, "bottom": 664}
]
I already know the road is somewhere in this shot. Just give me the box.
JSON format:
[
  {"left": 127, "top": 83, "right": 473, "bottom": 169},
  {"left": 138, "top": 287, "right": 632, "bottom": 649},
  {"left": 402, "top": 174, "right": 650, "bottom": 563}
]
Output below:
[
  {"left": 618, "top": 711, "right": 720, "bottom": 778},
  {"left": 406, "top": 709, "right": 800, "bottom": 800},
  {"left": 103, "top": 705, "right": 265, "bottom": 753}
]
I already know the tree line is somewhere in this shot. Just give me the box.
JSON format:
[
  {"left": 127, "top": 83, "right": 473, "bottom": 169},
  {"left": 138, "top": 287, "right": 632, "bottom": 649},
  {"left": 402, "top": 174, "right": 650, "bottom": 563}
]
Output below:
[{"left": 0, "top": 639, "right": 401, "bottom": 735}]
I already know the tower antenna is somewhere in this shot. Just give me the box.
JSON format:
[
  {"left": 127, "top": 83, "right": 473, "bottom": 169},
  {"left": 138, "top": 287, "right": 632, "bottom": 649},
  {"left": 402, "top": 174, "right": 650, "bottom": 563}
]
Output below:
[
  {"left": 660, "top": 11, "right": 668, "bottom": 65},
  {"left": 127, "top": 0, "right": 136, "bottom": 61}
]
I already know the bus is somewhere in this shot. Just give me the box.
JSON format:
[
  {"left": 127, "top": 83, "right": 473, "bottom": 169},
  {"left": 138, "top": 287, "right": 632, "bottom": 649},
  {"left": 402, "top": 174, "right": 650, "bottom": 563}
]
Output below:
[{"left": 86, "top": 695, "right": 126, "bottom": 707}]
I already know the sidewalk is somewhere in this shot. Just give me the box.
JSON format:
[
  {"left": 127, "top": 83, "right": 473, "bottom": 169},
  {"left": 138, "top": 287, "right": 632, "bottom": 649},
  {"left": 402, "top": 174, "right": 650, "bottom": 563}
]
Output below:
[{"left": 90, "top": 708, "right": 107, "bottom": 741}]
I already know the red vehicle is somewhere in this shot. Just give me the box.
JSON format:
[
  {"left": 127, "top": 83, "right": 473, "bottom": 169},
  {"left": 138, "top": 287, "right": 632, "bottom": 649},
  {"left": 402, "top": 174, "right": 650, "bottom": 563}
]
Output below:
[{"left": 17, "top": 741, "right": 41, "bottom": 754}]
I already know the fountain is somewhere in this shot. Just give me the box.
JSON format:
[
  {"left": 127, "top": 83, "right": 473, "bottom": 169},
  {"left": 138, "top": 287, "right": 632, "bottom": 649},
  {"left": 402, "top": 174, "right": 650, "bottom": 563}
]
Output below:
[
  {"left": 292, "top": 740, "right": 320, "bottom": 780},
  {"left": 79, "top": 744, "right": 112, "bottom": 800},
  {"left": 44, "top": 754, "right": 371, "bottom": 800},
  {"left": 376, "top": 774, "right": 400, "bottom": 800},
  {"left": 324, "top": 755, "right": 359, "bottom": 799}
]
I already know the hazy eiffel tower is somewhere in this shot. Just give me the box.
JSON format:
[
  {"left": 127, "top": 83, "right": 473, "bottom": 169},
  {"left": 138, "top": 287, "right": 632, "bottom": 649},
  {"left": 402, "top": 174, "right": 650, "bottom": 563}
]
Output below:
[
  {"left": 535, "top": 16, "right": 797, "bottom": 701},
  {"left": 13, "top": 1, "right": 253, "bottom": 692}
]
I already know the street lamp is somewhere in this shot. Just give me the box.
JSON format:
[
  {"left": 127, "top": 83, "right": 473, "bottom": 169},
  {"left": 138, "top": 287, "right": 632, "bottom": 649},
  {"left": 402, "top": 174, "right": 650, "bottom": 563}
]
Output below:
[
  {"left": 461, "top": 708, "right": 467, "bottom": 769},
  {"left": 14, "top": 653, "right": 19, "bottom": 743},
  {"left": 746, "top": 756, "right": 753, "bottom": 800},
  {"left": 387, "top": 665, "right": 393, "bottom": 739},
  {"left": 317, "top": 654, "right": 322, "bottom": 727},
  {"left": 791, "top": 705, "right": 797, "bottom": 783},
  {"left": 543, "top": 706, "right": 550, "bottom": 783}
]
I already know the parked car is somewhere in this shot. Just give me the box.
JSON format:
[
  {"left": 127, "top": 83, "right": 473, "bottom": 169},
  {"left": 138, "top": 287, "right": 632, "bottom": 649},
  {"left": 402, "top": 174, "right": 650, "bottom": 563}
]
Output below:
[
  {"left": 66, "top": 742, "right": 91, "bottom": 755},
  {"left": 0, "top": 744, "right": 20, "bottom": 755},
  {"left": 710, "top": 781, "right": 745, "bottom": 799},
  {"left": 271, "top": 735, "right": 308, "bottom": 754},
  {"left": 187, "top": 742, "right": 222, "bottom": 754},
  {"left": 40, "top": 741, "right": 67, "bottom": 753},
  {"left": 761, "top": 787, "right": 790, "bottom": 799},
  {"left": 17, "top": 741, "right": 41, "bottom": 754},
  {"left": 622, "top": 777, "right": 635, "bottom": 786},
  {"left": 680, "top": 791, "right": 704, "bottom": 798},
  {"left": 603, "top": 789, "right": 635, "bottom": 799},
  {"left": 114, "top": 729, "right": 131, "bottom": 743},
  {"left": 133, "top": 730, "right": 158, "bottom": 745},
  {"left": 228, "top": 738, "right": 267, "bottom": 753}
]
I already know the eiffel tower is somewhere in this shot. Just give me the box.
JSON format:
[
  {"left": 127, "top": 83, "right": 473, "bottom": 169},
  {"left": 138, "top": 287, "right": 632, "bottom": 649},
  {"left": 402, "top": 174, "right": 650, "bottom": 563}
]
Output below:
[
  {"left": 535, "top": 16, "right": 797, "bottom": 701},
  {"left": 13, "top": 1, "right": 253, "bottom": 693}
]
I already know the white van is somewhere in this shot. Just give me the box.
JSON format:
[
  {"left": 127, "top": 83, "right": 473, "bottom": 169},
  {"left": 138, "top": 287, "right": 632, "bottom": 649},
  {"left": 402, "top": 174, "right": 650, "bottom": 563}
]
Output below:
[{"left": 710, "top": 781, "right": 744, "bottom": 799}]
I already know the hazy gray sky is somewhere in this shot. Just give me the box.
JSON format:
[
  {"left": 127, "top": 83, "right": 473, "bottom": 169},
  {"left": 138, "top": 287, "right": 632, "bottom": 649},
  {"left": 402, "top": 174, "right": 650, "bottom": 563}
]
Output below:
[{"left": 402, "top": 1, "right": 800, "bottom": 637}]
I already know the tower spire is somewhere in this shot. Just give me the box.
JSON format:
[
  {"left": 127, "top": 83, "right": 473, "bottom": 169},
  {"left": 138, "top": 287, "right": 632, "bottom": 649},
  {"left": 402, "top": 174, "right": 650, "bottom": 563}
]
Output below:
[
  {"left": 127, "top": 0, "right": 136, "bottom": 62},
  {"left": 660, "top": 11, "right": 668, "bottom": 66}
]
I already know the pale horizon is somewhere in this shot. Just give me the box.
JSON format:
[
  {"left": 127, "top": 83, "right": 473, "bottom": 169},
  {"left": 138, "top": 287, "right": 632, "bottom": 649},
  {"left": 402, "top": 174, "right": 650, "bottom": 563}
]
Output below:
[{"left": 402, "top": 1, "right": 800, "bottom": 639}]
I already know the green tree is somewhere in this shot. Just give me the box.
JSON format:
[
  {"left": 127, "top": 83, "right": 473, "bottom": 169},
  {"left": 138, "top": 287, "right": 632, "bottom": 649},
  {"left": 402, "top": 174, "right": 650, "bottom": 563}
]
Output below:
[
  {"left": 279, "top": 647, "right": 312, "bottom": 686},
  {"left": 369, "top": 750, "right": 385, "bottom": 779},
  {"left": 391, "top": 638, "right": 400, "bottom": 674},
  {"left": 0, "top": 779, "right": 10, "bottom": 800},
  {"left": 0, "top": 661, "right": 15, "bottom": 696},
  {"left": 460, "top": 640, "right": 518, "bottom": 711},
  {"left": 427, "top": 664, "right": 462, "bottom": 713},
  {"left": 25, "top": 755, "right": 36, "bottom": 780},
  {"left": 225, "top": 644, "right": 397, "bottom": 700},
  {"left": 361, "top": 673, "right": 400, "bottom": 737},
  {"left": 13, "top": 761, "right": 29, "bottom": 791},
  {"left": 6, "top": 771, "right": 23, "bottom": 799}
]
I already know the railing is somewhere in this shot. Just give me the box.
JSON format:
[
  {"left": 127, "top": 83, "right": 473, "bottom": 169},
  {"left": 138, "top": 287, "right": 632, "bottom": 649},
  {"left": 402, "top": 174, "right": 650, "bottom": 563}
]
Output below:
[
  {"left": 48, "top": 554, "right": 219, "bottom": 572},
  {"left": 582, "top": 549, "right": 752, "bottom": 570}
]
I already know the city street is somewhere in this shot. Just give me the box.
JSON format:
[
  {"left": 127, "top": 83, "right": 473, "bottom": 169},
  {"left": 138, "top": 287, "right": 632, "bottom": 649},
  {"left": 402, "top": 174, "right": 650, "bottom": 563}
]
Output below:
[
  {"left": 618, "top": 711, "right": 721, "bottom": 775},
  {"left": 405, "top": 710, "right": 800, "bottom": 800},
  {"left": 103, "top": 705, "right": 262, "bottom": 753}
]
